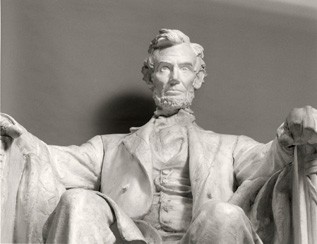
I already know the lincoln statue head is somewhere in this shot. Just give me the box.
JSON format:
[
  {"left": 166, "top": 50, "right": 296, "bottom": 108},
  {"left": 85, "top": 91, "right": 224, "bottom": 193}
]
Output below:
[{"left": 141, "top": 29, "right": 207, "bottom": 115}]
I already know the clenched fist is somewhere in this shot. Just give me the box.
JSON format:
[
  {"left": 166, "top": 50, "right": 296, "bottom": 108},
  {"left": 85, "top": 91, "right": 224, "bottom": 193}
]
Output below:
[{"left": 278, "top": 105, "right": 317, "bottom": 147}]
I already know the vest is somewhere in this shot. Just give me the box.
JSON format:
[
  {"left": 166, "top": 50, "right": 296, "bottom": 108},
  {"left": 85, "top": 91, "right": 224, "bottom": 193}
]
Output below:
[{"left": 142, "top": 110, "right": 194, "bottom": 243}]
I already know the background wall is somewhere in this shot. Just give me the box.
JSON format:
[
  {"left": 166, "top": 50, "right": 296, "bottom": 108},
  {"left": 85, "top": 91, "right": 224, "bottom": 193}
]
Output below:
[{"left": 2, "top": 0, "right": 317, "bottom": 145}]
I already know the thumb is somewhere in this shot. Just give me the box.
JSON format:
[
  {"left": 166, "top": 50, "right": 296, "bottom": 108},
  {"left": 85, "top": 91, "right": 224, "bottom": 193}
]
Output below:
[
  {"left": 277, "top": 122, "right": 294, "bottom": 147},
  {"left": 1, "top": 124, "right": 24, "bottom": 138},
  {"left": 0, "top": 113, "right": 25, "bottom": 138}
]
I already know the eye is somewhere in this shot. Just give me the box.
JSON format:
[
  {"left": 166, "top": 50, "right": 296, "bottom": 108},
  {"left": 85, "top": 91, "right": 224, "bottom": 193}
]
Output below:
[
  {"left": 180, "top": 65, "right": 194, "bottom": 72},
  {"left": 180, "top": 66, "right": 190, "bottom": 71},
  {"left": 160, "top": 66, "right": 170, "bottom": 72}
]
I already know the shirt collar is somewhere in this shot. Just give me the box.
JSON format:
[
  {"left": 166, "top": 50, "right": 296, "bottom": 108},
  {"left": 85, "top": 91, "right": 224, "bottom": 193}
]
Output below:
[{"left": 153, "top": 108, "right": 196, "bottom": 128}]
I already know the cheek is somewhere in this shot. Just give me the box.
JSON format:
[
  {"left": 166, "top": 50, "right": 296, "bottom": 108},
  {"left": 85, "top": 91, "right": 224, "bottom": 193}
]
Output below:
[
  {"left": 182, "top": 74, "right": 196, "bottom": 89},
  {"left": 152, "top": 74, "right": 168, "bottom": 89}
]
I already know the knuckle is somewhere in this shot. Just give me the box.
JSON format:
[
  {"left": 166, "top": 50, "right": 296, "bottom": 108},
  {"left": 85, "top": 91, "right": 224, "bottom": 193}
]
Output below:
[
  {"left": 303, "top": 125, "right": 315, "bottom": 132},
  {"left": 289, "top": 108, "right": 298, "bottom": 117},
  {"left": 305, "top": 105, "right": 312, "bottom": 110},
  {"left": 291, "top": 120, "right": 302, "bottom": 126},
  {"left": 290, "top": 124, "right": 302, "bottom": 132},
  {"left": 288, "top": 109, "right": 303, "bottom": 122},
  {"left": 291, "top": 107, "right": 301, "bottom": 113}
]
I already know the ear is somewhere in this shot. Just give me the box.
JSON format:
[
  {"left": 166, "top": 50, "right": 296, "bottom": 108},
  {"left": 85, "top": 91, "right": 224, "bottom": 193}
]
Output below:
[
  {"left": 193, "top": 71, "right": 204, "bottom": 90},
  {"left": 145, "top": 74, "right": 155, "bottom": 91},
  {"left": 146, "top": 81, "right": 155, "bottom": 91}
]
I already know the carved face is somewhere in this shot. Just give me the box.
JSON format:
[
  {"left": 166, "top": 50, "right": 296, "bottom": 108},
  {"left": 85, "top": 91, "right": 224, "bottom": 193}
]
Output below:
[{"left": 150, "top": 43, "right": 200, "bottom": 112}]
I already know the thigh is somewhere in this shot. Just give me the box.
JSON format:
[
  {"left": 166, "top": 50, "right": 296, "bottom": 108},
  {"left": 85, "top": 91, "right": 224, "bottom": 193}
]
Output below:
[
  {"left": 181, "top": 201, "right": 262, "bottom": 244},
  {"left": 44, "top": 189, "right": 116, "bottom": 243}
]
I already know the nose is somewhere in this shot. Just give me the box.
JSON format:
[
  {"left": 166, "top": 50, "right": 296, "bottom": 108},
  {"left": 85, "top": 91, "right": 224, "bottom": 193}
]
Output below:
[{"left": 169, "top": 68, "right": 180, "bottom": 86}]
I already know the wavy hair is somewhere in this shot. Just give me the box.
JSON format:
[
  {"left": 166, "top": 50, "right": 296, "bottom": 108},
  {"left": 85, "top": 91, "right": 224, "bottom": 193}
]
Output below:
[{"left": 141, "top": 29, "right": 207, "bottom": 86}]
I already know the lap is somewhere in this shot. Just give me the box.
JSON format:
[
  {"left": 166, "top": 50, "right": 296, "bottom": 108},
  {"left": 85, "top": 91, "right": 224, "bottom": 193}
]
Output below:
[
  {"left": 180, "top": 201, "right": 261, "bottom": 244},
  {"left": 44, "top": 189, "right": 117, "bottom": 243},
  {"left": 59, "top": 188, "right": 113, "bottom": 213},
  {"left": 195, "top": 200, "right": 247, "bottom": 223}
]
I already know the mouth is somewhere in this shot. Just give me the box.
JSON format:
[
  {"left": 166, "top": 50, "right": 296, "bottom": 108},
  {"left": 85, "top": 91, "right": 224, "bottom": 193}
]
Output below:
[{"left": 164, "top": 90, "right": 183, "bottom": 96}]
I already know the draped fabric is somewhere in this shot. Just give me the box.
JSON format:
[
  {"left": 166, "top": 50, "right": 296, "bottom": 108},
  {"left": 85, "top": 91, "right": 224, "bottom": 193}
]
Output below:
[{"left": 1, "top": 110, "right": 295, "bottom": 243}]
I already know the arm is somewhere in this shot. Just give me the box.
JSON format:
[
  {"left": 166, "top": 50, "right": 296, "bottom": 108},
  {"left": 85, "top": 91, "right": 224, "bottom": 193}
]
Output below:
[
  {"left": 233, "top": 135, "right": 293, "bottom": 187},
  {"left": 233, "top": 105, "right": 317, "bottom": 187},
  {"left": 1, "top": 114, "right": 105, "bottom": 243},
  {"left": 230, "top": 106, "right": 317, "bottom": 211},
  {"left": 0, "top": 113, "right": 104, "bottom": 190}
]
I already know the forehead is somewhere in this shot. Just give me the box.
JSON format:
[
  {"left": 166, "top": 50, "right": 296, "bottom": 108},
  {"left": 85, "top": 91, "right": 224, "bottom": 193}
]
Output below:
[{"left": 153, "top": 43, "right": 197, "bottom": 64}]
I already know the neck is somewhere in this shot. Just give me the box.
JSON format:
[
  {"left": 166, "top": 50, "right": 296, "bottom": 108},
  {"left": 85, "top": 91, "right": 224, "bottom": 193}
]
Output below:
[
  {"left": 154, "top": 106, "right": 194, "bottom": 117},
  {"left": 155, "top": 107, "right": 179, "bottom": 117}
]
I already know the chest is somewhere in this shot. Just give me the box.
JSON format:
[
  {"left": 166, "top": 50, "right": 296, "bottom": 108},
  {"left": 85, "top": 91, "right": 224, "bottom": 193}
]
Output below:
[
  {"left": 150, "top": 123, "right": 188, "bottom": 163},
  {"left": 100, "top": 131, "right": 237, "bottom": 217}
]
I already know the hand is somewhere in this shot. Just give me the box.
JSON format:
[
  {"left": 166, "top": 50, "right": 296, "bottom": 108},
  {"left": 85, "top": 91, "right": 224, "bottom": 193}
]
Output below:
[
  {"left": 0, "top": 114, "right": 25, "bottom": 156},
  {"left": 0, "top": 113, "right": 24, "bottom": 139},
  {"left": 302, "top": 144, "right": 317, "bottom": 163},
  {"left": 278, "top": 105, "right": 317, "bottom": 147}
]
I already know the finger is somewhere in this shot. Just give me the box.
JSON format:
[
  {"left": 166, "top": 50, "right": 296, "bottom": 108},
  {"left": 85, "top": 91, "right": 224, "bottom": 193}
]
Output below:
[
  {"left": 287, "top": 107, "right": 304, "bottom": 143},
  {"left": 302, "top": 105, "right": 316, "bottom": 143},
  {"left": 0, "top": 122, "right": 13, "bottom": 135},
  {"left": 303, "top": 144, "right": 316, "bottom": 154},
  {"left": 309, "top": 133, "right": 317, "bottom": 144},
  {"left": 304, "top": 152, "right": 317, "bottom": 162},
  {"left": 0, "top": 123, "right": 23, "bottom": 138},
  {"left": 277, "top": 122, "right": 294, "bottom": 147},
  {"left": 0, "top": 113, "right": 17, "bottom": 125},
  {"left": 303, "top": 144, "right": 317, "bottom": 162},
  {"left": 0, "top": 135, "right": 13, "bottom": 151},
  {"left": 0, "top": 114, "right": 24, "bottom": 138},
  {"left": 4, "top": 125, "right": 23, "bottom": 138},
  {"left": 308, "top": 108, "right": 317, "bottom": 144},
  {"left": 0, "top": 118, "right": 13, "bottom": 128},
  {"left": 0, "top": 115, "right": 15, "bottom": 136}
]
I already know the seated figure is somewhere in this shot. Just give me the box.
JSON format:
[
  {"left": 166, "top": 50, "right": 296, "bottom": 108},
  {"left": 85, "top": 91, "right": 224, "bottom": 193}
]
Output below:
[{"left": 1, "top": 29, "right": 317, "bottom": 244}]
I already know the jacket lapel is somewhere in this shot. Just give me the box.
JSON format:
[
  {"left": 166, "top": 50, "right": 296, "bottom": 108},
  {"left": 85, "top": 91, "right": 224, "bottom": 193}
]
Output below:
[
  {"left": 124, "top": 118, "right": 221, "bottom": 216},
  {"left": 122, "top": 118, "right": 156, "bottom": 185},
  {"left": 187, "top": 124, "right": 220, "bottom": 214}
]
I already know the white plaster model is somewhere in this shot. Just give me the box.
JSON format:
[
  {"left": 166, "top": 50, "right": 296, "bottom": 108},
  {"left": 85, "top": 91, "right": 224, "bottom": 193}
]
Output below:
[{"left": 1, "top": 29, "right": 317, "bottom": 244}]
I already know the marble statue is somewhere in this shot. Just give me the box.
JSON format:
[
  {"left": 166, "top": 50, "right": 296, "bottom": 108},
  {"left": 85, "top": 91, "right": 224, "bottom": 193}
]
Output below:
[{"left": 1, "top": 29, "right": 317, "bottom": 244}]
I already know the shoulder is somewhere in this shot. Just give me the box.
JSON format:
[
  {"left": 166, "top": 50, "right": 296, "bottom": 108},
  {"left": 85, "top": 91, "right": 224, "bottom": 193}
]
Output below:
[
  {"left": 193, "top": 123, "right": 264, "bottom": 143},
  {"left": 189, "top": 124, "right": 241, "bottom": 155},
  {"left": 98, "top": 133, "right": 129, "bottom": 151},
  {"left": 98, "top": 120, "right": 153, "bottom": 149},
  {"left": 193, "top": 123, "right": 239, "bottom": 143},
  {"left": 193, "top": 126, "right": 269, "bottom": 158}
]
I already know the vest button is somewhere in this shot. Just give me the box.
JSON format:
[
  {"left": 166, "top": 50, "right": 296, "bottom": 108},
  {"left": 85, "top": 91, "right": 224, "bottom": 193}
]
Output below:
[{"left": 121, "top": 184, "right": 129, "bottom": 193}]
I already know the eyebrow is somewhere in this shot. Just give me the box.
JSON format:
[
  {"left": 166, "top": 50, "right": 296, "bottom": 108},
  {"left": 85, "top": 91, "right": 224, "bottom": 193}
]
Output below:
[
  {"left": 179, "top": 62, "right": 194, "bottom": 67},
  {"left": 157, "top": 62, "right": 194, "bottom": 67}
]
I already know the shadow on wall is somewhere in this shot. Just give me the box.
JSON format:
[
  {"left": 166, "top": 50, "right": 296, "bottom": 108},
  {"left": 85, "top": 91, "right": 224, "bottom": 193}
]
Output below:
[{"left": 95, "top": 91, "right": 156, "bottom": 135}]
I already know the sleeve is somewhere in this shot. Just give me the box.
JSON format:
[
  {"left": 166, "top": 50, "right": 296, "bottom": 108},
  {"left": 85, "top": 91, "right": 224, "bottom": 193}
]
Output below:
[
  {"left": 14, "top": 131, "right": 104, "bottom": 190},
  {"left": 233, "top": 135, "right": 294, "bottom": 187}
]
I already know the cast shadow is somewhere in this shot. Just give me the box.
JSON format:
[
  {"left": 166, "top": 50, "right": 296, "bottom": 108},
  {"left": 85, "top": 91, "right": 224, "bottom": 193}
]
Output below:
[{"left": 95, "top": 92, "right": 156, "bottom": 135}]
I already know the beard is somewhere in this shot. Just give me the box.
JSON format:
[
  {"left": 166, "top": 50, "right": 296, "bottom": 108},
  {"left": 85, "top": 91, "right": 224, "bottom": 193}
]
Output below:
[{"left": 153, "top": 87, "right": 195, "bottom": 111}]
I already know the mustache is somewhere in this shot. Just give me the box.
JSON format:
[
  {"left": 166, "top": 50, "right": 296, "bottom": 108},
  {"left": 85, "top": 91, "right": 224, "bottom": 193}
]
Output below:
[
  {"left": 162, "top": 85, "right": 190, "bottom": 94},
  {"left": 152, "top": 88, "right": 195, "bottom": 109}
]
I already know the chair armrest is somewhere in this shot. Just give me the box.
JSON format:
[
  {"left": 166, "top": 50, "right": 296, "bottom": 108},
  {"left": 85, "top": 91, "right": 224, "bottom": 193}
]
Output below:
[{"left": 292, "top": 145, "right": 317, "bottom": 244}]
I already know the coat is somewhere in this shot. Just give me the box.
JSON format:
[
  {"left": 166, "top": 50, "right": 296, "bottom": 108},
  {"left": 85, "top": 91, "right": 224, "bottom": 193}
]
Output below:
[{"left": 1, "top": 115, "right": 293, "bottom": 243}]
